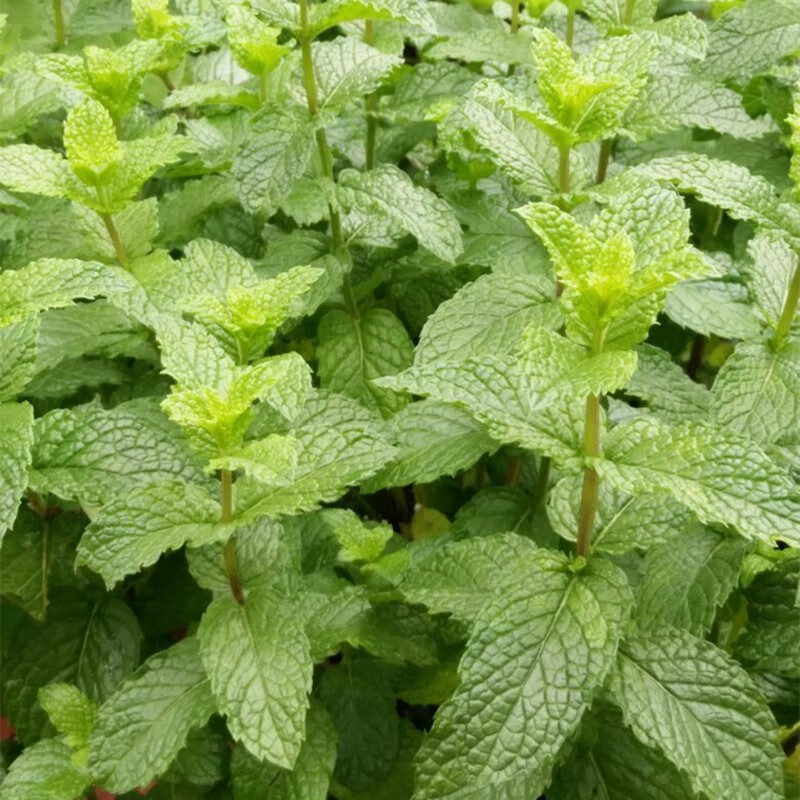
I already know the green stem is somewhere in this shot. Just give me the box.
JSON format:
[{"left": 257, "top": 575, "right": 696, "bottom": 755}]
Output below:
[
  {"left": 596, "top": 139, "right": 611, "bottom": 185},
  {"left": 624, "top": 0, "right": 636, "bottom": 24},
  {"left": 510, "top": 2, "right": 519, "bottom": 33},
  {"left": 775, "top": 260, "right": 800, "bottom": 345},
  {"left": 258, "top": 72, "right": 269, "bottom": 104},
  {"left": 504, "top": 454, "right": 522, "bottom": 486},
  {"left": 565, "top": 6, "right": 575, "bottom": 48},
  {"left": 576, "top": 328, "right": 605, "bottom": 558},
  {"left": 100, "top": 213, "right": 128, "bottom": 269},
  {"left": 220, "top": 469, "right": 244, "bottom": 604},
  {"left": 299, "top": 0, "right": 358, "bottom": 318},
  {"left": 532, "top": 457, "right": 551, "bottom": 509},
  {"left": 53, "top": 0, "right": 65, "bottom": 48},
  {"left": 558, "top": 145, "right": 570, "bottom": 196}
]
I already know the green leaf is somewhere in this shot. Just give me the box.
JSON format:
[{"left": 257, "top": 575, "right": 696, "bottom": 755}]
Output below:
[
  {"left": 414, "top": 552, "right": 631, "bottom": 800},
  {"left": 63, "top": 98, "right": 122, "bottom": 186},
  {"left": 326, "top": 509, "right": 394, "bottom": 563},
  {"left": 0, "top": 738, "right": 90, "bottom": 800},
  {"left": 320, "top": 657, "right": 398, "bottom": 792},
  {"left": 317, "top": 308, "right": 413, "bottom": 418},
  {"left": 0, "top": 316, "right": 39, "bottom": 401},
  {"left": 711, "top": 339, "right": 800, "bottom": 446},
  {"left": 0, "top": 258, "right": 127, "bottom": 326},
  {"left": 735, "top": 553, "right": 800, "bottom": 678},
  {"left": 427, "top": 29, "right": 536, "bottom": 67},
  {"left": 208, "top": 434, "right": 300, "bottom": 486},
  {"left": 596, "top": 416, "right": 800, "bottom": 546},
  {"left": 88, "top": 637, "right": 216, "bottom": 794},
  {"left": 704, "top": 0, "right": 800, "bottom": 84},
  {"left": 0, "top": 144, "right": 75, "bottom": 198},
  {"left": 399, "top": 532, "right": 541, "bottom": 621},
  {"left": 413, "top": 272, "right": 560, "bottom": 367},
  {"left": 226, "top": 4, "right": 290, "bottom": 76},
  {"left": 0, "top": 401, "right": 33, "bottom": 544},
  {"left": 198, "top": 587, "right": 312, "bottom": 768},
  {"left": 547, "top": 473, "right": 697, "bottom": 554},
  {"left": 38, "top": 683, "right": 96, "bottom": 752},
  {"left": 312, "top": 40, "right": 401, "bottom": 111},
  {"left": 606, "top": 625, "right": 784, "bottom": 800},
  {"left": 337, "top": 165, "right": 463, "bottom": 263},
  {"left": 362, "top": 399, "right": 497, "bottom": 492},
  {"left": 635, "top": 527, "right": 748, "bottom": 636},
  {"left": 308, "top": 0, "right": 435, "bottom": 37},
  {"left": 748, "top": 233, "right": 798, "bottom": 330},
  {"left": 233, "top": 106, "right": 317, "bottom": 217},
  {"left": 548, "top": 705, "right": 699, "bottom": 800},
  {"left": 230, "top": 700, "right": 337, "bottom": 800},
  {"left": 30, "top": 399, "right": 208, "bottom": 506},
  {"left": 76, "top": 481, "right": 232, "bottom": 589},
  {"left": 237, "top": 392, "right": 396, "bottom": 521},
  {"left": 5, "top": 594, "right": 141, "bottom": 743}
]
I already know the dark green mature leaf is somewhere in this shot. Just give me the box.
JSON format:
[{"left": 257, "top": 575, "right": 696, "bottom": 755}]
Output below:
[
  {"left": 230, "top": 700, "right": 338, "bottom": 800},
  {"left": 4, "top": 594, "right": 141, "bottom": 743},
  {"left": 198, "top": 588, "right": 312, "bottom": 768},
  {"left": 606, "top": 626, "right": 784, "bottom": 800},
  {"left": 735, "top": 553, "right": 800, "bottom": 677},
  {"left": 414, "top": 552, "right": 632, "bottom": 800},
  {"left": 88, "top": 637, "right": 216, "bottom": 794}
]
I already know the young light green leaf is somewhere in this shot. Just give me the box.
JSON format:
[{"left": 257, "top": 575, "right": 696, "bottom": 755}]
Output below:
[
  {"left": 317, "top": 308, "right": 413, "bottom": 418},
  {"left": 38, "top": 684, "right": 97, "bottom": 752},
  {"left": 308, "top": 0, "right": 435, "bottom": 37},
  {"left": 226, "top": 4, "right": 290, "bottom": 77},
  {"left": 0, "top": 144, "right": 75, "bottom": 198},
  {"left": 198, "top": 588, "right": 312, "bottom": 768},
  {"left": 748, "top": 233, "right": 798, "bottom": 329},
  {"left": 76, "top": 481, "right": 232, "bottom": 589},
  {"left": 0, "top": 402, "right": 34, "bottom": 544},
  {"left": 337, "top": 165, "right": 463, "bottom": 263},
  {"left": 596, "top": 416, "right": 800, "bottom": 546},
  {"left": 414, "top": 552, "right": 631, "bottom": 800},
  {"left": 208, "top": 434, "right": 299, "bottom": 486},
  {"left": 63, "top": 98, "right": 122, "bottom": 186},
  {"left": 635, "top": 527, "right": 748, "bottom": 636},
  {"left": 606, "top": 625, "right": 784, "bottom": 800},
  {"left": 327, "top": 509, "right": 394, "bottom": 563},
  {"left": 88, "top": 637, "right": 216, "bottom": 794}
]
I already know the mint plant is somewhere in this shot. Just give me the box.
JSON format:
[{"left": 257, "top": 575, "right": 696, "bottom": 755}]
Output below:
[{"left": 0, "top": 1, "right": 799, "bottom": 799}]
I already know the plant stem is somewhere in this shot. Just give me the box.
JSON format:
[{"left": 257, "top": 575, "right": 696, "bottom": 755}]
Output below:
[
  {"left": 364, "top": 21, "right": 378, "bottom": 170},
  {"left": 596, "top": 139, "right": 611, "bottom": 184},
  {"left": 220, "top": 469, "right": 244, "bottom": 604},
  {"left": 100, "top": 213, "right": 128, "bottom": 269},
  {"left": 565, "top": 6, "right": 575, "bottom": 48},
  {"left": 776, "top": 261, "right": 800, "bottom": 345},
  {"left": 159, "top": 73, "right": 176, "bottom": 93},
  {"left": 624, "top": 0, "right": 636, "bottom": 24},
  {"left": 686, "top": 334, "right": 705, "bottom": 380},
  {"left": 299, "top": 0, "right": 358, "bottom": 318},
  {"left": 510, "top": 2, "right": 519, "bottom": 33},
  {"left": 505, "top": 454, "right": 522, "bottom": 486},
  {"left": 259, "top": 72, "right": 269, "bottom": 104},
  {"left": 576, "top": 327, "right": 605, "bottom": 558},
  {"left": 53, "top": 0, "right": 65, "bottom": 48},
  {"left": 532, "top": 457, "right": 551, "bottom": 509},
  {"left": 558, "top": 145, "right": 570, "bottom": 196}
]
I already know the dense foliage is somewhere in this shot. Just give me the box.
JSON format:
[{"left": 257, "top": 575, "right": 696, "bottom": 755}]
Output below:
[{"left": 0, "top": 0, "right": 799, "bottom": 798}]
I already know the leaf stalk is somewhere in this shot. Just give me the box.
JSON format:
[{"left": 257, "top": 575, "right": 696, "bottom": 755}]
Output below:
[
  {"left": 100, "top": 213, "right": 129, "bottom": 269},
  {"left": 53, "top": 0, "right": 65, "bottom": 48},
  {"left": 775, "top": 260, "right": 800, "bottom": 345},
  {"left": 220, "top": 469, "right": 244, "bottom": 604}
]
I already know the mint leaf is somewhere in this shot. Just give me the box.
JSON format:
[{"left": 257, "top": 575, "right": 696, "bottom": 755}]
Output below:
[
  {"left": 337, "top": 165, "right": 463, "bottom": 263},
  {"left": 606, "top": 625, "right": 784, "bottom": 800},
  {"left": 635, "top": 527, "right": 748, "bottom": 636},
  {"left": 88, "top": 637, "right": 216, "bottom": 794},
  {"left": 597, "top": 417, "right": 800, "bottom": 546},
  {"left": 0, "top": 738, "right": 90, "bottom": 800},
  {"left": 76, "top": 481, "right": 231, "bottom": 588},
  {"left": 198, "top": 588, "right": 312, "bottom": 768},
  {"left": 318, "top": 308, "right": 413, "bottom": 417},
  {"left": 414, "top": 552, "right": 631, "bottom": 800},
  {"left": 0, "top": 316, "right": 39, "bottom": 401},
  {"left": 0, "top": 402, "right": 34, "bottom": 544},
  {"left": 38, "top": 683, "right": 96, "bottom": 752}
]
